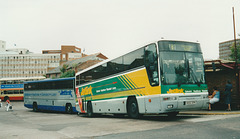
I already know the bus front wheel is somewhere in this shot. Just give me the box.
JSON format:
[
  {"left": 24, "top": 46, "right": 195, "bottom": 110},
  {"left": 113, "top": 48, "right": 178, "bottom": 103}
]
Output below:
[
  {"left": 66, "top": 104, "right": 73, "bottom": 114},
  {"left": 127, "top": 98, "right": 139, "bottom": 119}
]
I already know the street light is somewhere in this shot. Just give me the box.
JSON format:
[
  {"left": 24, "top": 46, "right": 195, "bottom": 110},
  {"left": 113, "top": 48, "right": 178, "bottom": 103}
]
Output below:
[{"left": 232, "top": 7, "right": 239, "bottom": 95}]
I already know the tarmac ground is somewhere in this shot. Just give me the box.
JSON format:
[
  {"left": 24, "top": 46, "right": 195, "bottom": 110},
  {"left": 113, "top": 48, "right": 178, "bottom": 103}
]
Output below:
[
  {"left": 1, "top": 101, "right": 240, "bottom": 138},
  {"left": 179, "top": 110, "right": 240, "bottom": 115}
]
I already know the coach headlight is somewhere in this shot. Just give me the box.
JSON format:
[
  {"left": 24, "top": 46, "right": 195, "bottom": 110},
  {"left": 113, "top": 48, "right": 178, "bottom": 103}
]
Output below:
[
  {"left": 203, "top": 95, "right": 208, "bottom": 99},
  {"left": 163, "top": 97, "right": 177, "bottom": 101},
  {"left": 167, "top": 105, "right": 174, "bottom": 108}
]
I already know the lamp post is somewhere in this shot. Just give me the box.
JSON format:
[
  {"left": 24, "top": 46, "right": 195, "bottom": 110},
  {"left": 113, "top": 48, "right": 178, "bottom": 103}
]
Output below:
[{"left": 232, "top": 7, "right": 239, "bottom": 95}]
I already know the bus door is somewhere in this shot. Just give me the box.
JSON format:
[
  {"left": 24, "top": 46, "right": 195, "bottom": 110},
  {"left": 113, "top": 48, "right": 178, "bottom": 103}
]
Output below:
[
  {"left": 76, "top": 87, "right": 86, "bottom": 113},
  {"left": 144, "top": 44, "right": 161, "bottom": 113}
]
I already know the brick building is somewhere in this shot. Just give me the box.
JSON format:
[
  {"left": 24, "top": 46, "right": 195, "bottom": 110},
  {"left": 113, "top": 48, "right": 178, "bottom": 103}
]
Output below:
[
  {"left": 42, "top": 45, "right": 82, "bottom": 65},
  {"left": 205, "top": 60, "right": 240, "bottom": 110}
]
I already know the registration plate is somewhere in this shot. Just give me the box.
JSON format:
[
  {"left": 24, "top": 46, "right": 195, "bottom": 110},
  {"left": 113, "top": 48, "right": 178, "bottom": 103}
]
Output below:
[{"left": 185, "top": 101, "right": 196, "bottom": 105}]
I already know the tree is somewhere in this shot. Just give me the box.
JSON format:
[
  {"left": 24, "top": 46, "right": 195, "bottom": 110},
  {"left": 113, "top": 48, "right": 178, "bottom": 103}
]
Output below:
[
  {"left": 60, "top": 70, "right": 75, "bottom": 78},
  {"left": 230, "top": 42, "right": 240, "bottom": 62},
  {"left": 60, "top": 64, "right": 68, "bottom": 74},
  {"left": 60, "top": 64, "right": 75, "bottom": 78}
]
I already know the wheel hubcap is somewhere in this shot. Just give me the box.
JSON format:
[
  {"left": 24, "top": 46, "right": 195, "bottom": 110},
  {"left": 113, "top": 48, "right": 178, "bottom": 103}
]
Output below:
[{"left": 131, "top": 103, "right": 137, "bottom": 113}]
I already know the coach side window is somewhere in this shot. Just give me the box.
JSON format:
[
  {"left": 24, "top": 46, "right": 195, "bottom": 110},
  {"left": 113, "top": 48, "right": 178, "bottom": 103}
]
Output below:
[
  {"left": 145, "top": 44, "right": 159, "bottom": 86},
  {"left": 107, "top": 57, "right": 123, "bottom": 75},
  {"left": 76, "top": 75, "right": 80, "bottom": 85},
  {"left": 123, "top": 48, "right": 144, "bottom": 71}
]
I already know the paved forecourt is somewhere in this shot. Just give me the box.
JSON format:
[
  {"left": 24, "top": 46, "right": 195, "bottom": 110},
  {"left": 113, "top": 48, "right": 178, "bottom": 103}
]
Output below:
[{"left": 0, "top": 101, "right": 240, "bottom": 138}]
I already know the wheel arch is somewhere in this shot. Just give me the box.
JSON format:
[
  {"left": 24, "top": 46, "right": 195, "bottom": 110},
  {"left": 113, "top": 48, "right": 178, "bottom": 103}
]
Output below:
[
  {"left": 65, "top": 102, "right": 72, "bottom": 107},
  {"left": 65, "top": 103, "right": 73, "bottom": 114},
  {"left": 4, "top": 96, "right": 9, "bottom": 101},
  {"left": 126, "top": 96, "right": 137, "bottom": 112},
  {"left": 32, "top": 101, "right": 38, "bottom": 112}
]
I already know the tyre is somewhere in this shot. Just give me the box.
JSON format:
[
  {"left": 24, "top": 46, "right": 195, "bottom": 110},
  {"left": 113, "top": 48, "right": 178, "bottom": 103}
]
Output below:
[
  {"left": 33, "top": 102, "right": 38, "bottom": 112},
  {"left": 66, "top": 104, "right": 73, "bottom": 114},
  {"left": 167, "top": 112, "right": 179, "bottom": 118},
  {"left": 127, "top": 98, "right": 139, "bottom": 119},
  {"left": 87, "top": 101, "right": 93, "bottom": 117},
  {"left": 4, "top": 96, "right": 9, "bottom": 101}
]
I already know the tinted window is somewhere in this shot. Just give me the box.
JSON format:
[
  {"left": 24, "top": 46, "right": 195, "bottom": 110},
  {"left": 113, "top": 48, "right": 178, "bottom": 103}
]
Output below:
[
  {"left": 24, "top": 79, "right": 74, "bottom": 90},
  {"left": 145, "top": 44, "right": 159, "bottom": 86},
  {"left": 123, "top": 48, "right": 144, "bottom": 70},
  {"left": 80, "top": 63, "right": 107, "bottom": 84},
  {"left": 107, "top": 57, "right": 123, "bottom": 75},
  {"left": 79, "top": 48, "right": 145, "bottom": 85},
  {"left": 76, "top": 75, "right": 81, "bottom": 85}
]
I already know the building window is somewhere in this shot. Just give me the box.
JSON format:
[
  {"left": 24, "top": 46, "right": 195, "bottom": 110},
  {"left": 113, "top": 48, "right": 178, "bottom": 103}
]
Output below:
[{"left": 62, "top": 54, "right": 66, "bottom": 60}]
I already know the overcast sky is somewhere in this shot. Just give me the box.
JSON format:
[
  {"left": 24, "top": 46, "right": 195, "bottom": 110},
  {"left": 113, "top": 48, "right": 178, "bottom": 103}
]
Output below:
[{"left": 1, "top": 0, "right": 240, "bottom": 60}]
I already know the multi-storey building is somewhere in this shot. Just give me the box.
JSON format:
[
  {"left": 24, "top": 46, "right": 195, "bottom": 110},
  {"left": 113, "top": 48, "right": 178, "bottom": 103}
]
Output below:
[
  {"left": 0, "top": 41, "right": 83, "bottom": 78},
  {"left": 0, "top": 40, "right": 6, "bottom": 52},
  {"left": 0, "top": 51, "right": 60, "bottom": 78},
  {"left": 42, "top": 45, "right": 82, "bottom": 65},
  {"left": 219, "top": 39, "right": 240, "bottom": 60}
]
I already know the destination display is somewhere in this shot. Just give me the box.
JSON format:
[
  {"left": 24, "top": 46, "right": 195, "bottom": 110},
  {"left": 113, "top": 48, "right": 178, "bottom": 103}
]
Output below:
[
  {"left": 0, "top": 84, "right": 24, "bottom": 89},
  {"left": 158, "top": 41, "right": 201, "bottom": 52}
]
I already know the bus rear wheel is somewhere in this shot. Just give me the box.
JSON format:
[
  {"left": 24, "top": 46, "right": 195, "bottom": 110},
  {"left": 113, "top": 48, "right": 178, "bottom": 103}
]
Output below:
[
  {"left": 127, "top": 98, "right": 140, "bottom": 119},
  {"left": 33, "top": 102, "right": 38, "bottom": 112},
  {"left": 66, "top": 104, "right": 73, "bottom": 114}
]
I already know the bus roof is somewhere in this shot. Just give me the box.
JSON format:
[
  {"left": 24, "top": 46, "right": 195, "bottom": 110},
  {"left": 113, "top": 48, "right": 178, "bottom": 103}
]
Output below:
[
  {"left": 75, "top": 39, "right": 200, "bottom": 76},
  {"left": 0, "top": 76, "right": 46, "bottom": 81}
]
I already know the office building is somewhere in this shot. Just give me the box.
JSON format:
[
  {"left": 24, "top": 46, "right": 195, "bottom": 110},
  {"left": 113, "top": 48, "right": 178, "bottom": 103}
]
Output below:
[
  {"left": 0, "top": 40, "right": 6, "bottom": 52},
  {"left": 0, "top": 51, "right": 60, "bottom": 78},
  {"left": 219, "top": 39, "right": 240, "bottom": 60},
  {"left": 0, "top": 41, "right": 83, "bottom": 78}
]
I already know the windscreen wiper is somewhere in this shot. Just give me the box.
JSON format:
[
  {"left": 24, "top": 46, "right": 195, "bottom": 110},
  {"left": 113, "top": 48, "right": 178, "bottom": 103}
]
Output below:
[
  {"left": 189, "top": 68, "right": 201, "bottom": 87},
  {"left": 187, "top": 60, "right": 201, "bottom": 86}
]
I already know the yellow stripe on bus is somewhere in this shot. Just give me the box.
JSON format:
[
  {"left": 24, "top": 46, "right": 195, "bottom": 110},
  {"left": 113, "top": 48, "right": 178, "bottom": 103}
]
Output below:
[
  {"left": 122, "top": 75, "right": 142, "bottom": 96},
  {"left": 118, "top": 76, "right": 135, "bottom": 96},
  {"left": 126, "top": 69, "right": 161, "bottom": 96}
]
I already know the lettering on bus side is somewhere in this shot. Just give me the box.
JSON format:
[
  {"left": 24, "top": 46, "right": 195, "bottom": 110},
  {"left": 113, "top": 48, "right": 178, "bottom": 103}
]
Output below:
[
  {"left": 96, "top": 87, "right": 116, "bottom": 93},
  {"left": 59, "top": 90, "right": 73, "bottom": 97},
  {"left": 167, "top": 88, "right": 185, "bottom": 94},
  {"left": 80, "top": 86, "right": 93, "bottom": 96},
  {"left": 24, "top": 93, "right": 57, "bottom": 97}
]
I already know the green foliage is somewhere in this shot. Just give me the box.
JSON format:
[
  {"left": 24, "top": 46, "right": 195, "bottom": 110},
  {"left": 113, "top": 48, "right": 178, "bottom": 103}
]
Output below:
[
  {"left": 60, "top": 64, "right": 68, "bottom": 73},
  {"left": 59, "top": 64, "right": 75, "bottom": 78},
  {"left": 60, "top": 70, "right": 75, "bottom": 78},
  {"left": 230, "top": 42, "right": 240, "bottom": 62}
]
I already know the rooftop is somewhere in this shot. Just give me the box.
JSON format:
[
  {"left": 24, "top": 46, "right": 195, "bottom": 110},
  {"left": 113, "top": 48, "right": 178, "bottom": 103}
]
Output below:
[{"left": 47, "top": 53, "right": 107, "bottom": 74}]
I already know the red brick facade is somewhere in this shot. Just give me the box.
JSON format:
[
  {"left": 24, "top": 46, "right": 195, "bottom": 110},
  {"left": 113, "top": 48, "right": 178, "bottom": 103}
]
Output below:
[
  {"left": 42, "top": 45, "right": 82, "bottom": 65},
  {"left": 205, "top": 60, "right": 240, "bottom": 110}
]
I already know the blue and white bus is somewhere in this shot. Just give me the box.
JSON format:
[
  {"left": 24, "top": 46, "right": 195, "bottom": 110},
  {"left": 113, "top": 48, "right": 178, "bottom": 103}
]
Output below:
[{"left": 24, "top": 77, "right": 77, "bottom": 113}]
